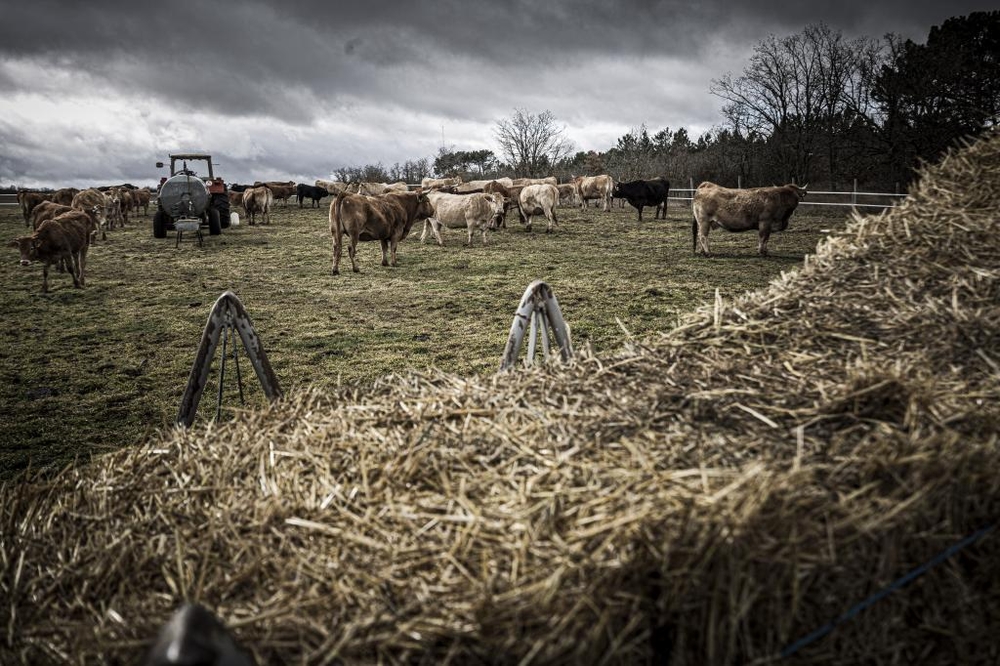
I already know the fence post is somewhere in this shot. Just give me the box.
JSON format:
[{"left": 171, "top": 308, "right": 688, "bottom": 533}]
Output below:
[
  {"left": 689, "top": 177, "right": 694, "bottom": 192},
  {"left": 853, "top": 179, "right": 858, "bottom": 206},
  {"left": 737, "top": 175, "right": 742, "bottom": 189}
]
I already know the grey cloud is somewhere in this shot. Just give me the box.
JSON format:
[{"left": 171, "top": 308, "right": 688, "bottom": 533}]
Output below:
[{"left": 2, "top": 0, "right": 997, "bottom": 187}]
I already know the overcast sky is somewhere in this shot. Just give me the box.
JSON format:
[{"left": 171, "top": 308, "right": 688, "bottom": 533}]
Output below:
[{"left": 0, "top": 1, "right": 994, "bottom": 189}]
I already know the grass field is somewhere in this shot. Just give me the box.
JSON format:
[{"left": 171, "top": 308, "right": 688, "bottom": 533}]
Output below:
[{"left": 0, "top": 197, "right": 847, "bottom": 479}]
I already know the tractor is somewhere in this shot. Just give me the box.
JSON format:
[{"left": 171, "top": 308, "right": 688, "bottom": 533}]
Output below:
[{"left": 153, "top": 153, "right": 231, "bottom": 241}]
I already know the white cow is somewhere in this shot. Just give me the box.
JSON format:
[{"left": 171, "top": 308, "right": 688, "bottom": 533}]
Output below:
[
  {"left": 421, "top": 191, "right": 506, "bottom": 246},
  {"left": 573, "top": 175, "right": 615, "bottom": 211},
  {"left": 517, "top": 184, "right": 559, "bottom": 233}
]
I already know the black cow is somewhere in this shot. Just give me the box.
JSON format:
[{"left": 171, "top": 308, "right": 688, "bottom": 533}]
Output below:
[
  {"left": 296, "top": 183, "right": 328, "bottom": 208},
  {"left": 611, "top": 177, "right": 670, "bottom": 221}
]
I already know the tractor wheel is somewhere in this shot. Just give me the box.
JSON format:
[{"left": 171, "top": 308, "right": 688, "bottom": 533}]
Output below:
[
  {"left": 207, "top": 207, "right": 222, "bottom": 235},
  {"left": 153, "top": 211, "right": 167, "bottom": 238}
]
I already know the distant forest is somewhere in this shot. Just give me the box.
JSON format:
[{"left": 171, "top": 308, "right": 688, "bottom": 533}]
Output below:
[{"left": 334, "top": 12, "right": 999, "bottom": 192}]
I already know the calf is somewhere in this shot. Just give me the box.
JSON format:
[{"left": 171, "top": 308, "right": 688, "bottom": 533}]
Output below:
[
  {"left": 692, "top": 182, "right": 807, "bottom": 257},
  {"left": 9, "top": 210, "right": 92, "bottom": 292},
  {"left": 421, "top": 191, "right": 505, "bottom": 246},
  {"left": 330, "top": 190, "right": 434, "bottom": 274},
  {"left": 517, "top": 184, "right": 559, "bottom": 233}
]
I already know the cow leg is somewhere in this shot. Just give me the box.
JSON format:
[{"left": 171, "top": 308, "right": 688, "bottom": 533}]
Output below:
[
  {"left": 41, "top": 263, "right": 50, "bottom": 293},
  {"left": 758, "top": 229, "right": 770, "bottom": 257},
  {"left": 77, "top": 247, "right": 87, "bottom": 287},
  {"left": 637, "top": 206, "right": 644, "bottom": 223},
  {"left": 546, "top": 207, "right": 558, "bottom": 233},
  {"left": 380, "top": 239, "right": 391, "bottom": 266},
  {"left": 331, "top": 236, "right": 340, "bottom": 275},
  {"left": 348, "top": 234, "right": 360, "bottom": 273},
  {"left": 390, "top": 237, "right": 401, "bottom": 266}
]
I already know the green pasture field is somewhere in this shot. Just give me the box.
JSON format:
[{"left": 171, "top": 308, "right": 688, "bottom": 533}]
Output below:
[{"left": 0, "top": 198, "right": 847, "bottom": 479}]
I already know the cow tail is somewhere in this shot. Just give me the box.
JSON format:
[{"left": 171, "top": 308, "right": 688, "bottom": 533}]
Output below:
[
  {"left": 692, "top": 217, "right": 698, "bottom": 253},
  {"left": 332, "top": 192, "right": 346, "bottom": 238}
]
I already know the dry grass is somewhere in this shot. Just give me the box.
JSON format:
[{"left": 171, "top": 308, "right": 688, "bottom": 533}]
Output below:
[{"left": 2, "top": 135, "right": 999, "bottom": 664}]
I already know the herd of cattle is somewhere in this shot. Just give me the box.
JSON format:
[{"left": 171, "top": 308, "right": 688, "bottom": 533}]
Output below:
[{"left": 7, "top": 173, "right": 807, "bottom": 291}]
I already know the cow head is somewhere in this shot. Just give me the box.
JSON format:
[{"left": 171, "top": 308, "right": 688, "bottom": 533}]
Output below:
[
  {"left": 792, "top": 184, "right": 808, "bottom": 200},
  {"left": 9, "top": 235, "right": 37, "bottom": 265},
  {"left": 415, "top": 192, "right": 435, "bottom": 220},
  {"left": 486, "top": 193, "right": 506, "bottom": 229}
]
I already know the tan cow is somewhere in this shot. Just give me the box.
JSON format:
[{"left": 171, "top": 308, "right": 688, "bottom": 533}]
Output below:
[
  {"left": 242, "top": 186, "right": 273, "bottom": 225},
  {"left": 451, "top": 177, "right": 515, "bottom": 193},
  {"left": 573, "top": 175, "right": 615, "bottom": 211},
  {"left": 71, "top": 188, "right": 110, "bottom": 241},
  {"left": 316, "top": 179, "right": 349, "bottom": 195},
  {"left": 17, "top": 191, "right": 52, "bottom": 227},
  {"left": 517, "top": 184, "right": 559, "bottom": 233},
  {"left": 420, "top": 191, "right": 506, "bottom": 246},
  {"left": 421, "top": 175, "right": 462, "bottom": 189},
  {"left": 693, "top": 182, "right": 807, "bottom": 257},
  {"left": 512, "top": 176, "right": 558, "bottom": 187},
  {"left": 133, "top": 188, "right": 151, "bottom": 216},
  {"left": 329, "top": 190, "right": 434, "bottom": 274},
  {"left": 8, "top": 210, "right": 92, "bottom": 292}
]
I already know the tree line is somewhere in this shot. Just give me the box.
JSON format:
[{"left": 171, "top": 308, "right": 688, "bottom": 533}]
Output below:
[{"left": 335, "top": 12, "right": 998, "bottom": 193}]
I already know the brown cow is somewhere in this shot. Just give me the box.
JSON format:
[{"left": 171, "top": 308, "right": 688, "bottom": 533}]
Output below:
[
  {"left": 330, "top": 190, "right": 434, "bottom": 274},
  {"left": 421, "top": 191, "right": 505, "bottom": 246},
  {"left": 50, "top": 188, "right": 79, "bottom": 206},
  {"left": 9, "top": 210, "right": 92, "bottom": 292},
  {"left": 573, "top": 175, "right": 614, "bottom": 211},
  {"left": 242, "top": 186, "right": 273, "bottom": 225},
  {"left": 30, "top": 201, "right": 74, "bottom": 229},
  {"left": 692, "top": 182, "right": 807, "bottom": 257},
  {"left": 557, "top": 183, "right": 578, "bottom": 207},
  {"left": 17, "top": 191, "right": 52, "bottom": 227},
  {"left": 255, "top": 181, "right": 296, "bottom": 207},
  {"left": 133, "top": 188, "right": 152, "bottom": 216},
  {"left": 228, "top": 190, "right": 245, "bottom": 212},
  {"left": 517, "top": 184, "right": 559, "bottom": 233}
]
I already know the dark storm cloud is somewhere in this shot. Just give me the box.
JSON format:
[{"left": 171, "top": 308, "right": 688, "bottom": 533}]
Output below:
[{"left": 1, "top": 0, "right": 997, "bottom": 187}]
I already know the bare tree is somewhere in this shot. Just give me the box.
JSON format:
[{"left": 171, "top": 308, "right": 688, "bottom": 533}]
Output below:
[{"left": 494, "top": 109, "right": 574, "bottom": 177}]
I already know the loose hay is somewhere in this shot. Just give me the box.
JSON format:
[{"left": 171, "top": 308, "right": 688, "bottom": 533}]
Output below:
[{"left": 2, "top": 132, "right": 999, "bottom": 664}]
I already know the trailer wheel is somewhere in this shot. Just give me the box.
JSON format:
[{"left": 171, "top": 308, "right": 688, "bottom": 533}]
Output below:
[
  {"left": 153, "top": 211, "right": 168, "bottom": 238},
  {"left": 207, "top": 207, "right": 222, "bottom": 235}
]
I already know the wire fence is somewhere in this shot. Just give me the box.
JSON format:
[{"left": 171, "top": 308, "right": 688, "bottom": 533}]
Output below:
[{"left": 1, "top": 186, "right": 908, "bottom": 212}]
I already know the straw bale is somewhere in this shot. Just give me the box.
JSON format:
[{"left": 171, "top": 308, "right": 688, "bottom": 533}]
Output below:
[{"left": 2, "top": 132, "right": 999, "bottom": 664}]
